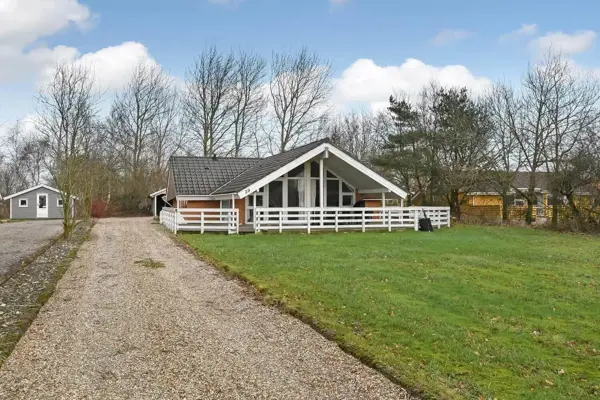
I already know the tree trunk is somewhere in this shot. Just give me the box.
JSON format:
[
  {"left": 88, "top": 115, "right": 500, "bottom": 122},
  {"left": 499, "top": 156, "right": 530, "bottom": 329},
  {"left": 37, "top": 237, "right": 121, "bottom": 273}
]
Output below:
[
  {"left": 450, "top": 189, "right": 462, "bottom": 221},
  {"left": 566, "top": 193, "right": 581, "bottom": 230},
  {"left": 501, "top": 194, "right": 510, "bottom": 223},
  {"left": 551, "top": 189, "right": 559, "bottom": 227},
  {"left": 525, "top": 173, "right": 536, "bottom": 225}
]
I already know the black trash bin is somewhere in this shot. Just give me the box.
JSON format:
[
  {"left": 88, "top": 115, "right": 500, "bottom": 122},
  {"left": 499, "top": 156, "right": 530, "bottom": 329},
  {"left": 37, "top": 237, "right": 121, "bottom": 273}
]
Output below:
[{"left": 418, "top": 209, "right": 434, "bottom": 232}]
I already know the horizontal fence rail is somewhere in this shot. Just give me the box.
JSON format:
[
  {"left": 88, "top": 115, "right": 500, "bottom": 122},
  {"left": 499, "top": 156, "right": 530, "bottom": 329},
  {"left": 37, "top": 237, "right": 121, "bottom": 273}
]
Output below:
[
  {"left": 160, "top": 208, "right": 239, "bottom": 235},
  {"left": 254, "top": 206, "right": 451, "bottom": 233}
]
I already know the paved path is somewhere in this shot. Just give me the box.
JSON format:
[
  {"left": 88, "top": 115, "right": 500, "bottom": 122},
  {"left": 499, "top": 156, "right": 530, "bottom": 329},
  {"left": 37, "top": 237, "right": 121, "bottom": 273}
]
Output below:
[
  {"left": 0, "top": 220, "right": 63, "bottom": 278},
  {"left": 0, "top": 218, "right": 409, "bottom": 400}
]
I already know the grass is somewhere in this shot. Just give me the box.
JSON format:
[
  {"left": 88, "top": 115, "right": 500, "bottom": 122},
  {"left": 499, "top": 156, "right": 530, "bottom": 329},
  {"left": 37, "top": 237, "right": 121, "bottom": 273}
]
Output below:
[
  {"left": 134, "top": 258, "right": 165, "bottom": 269},
  {"left": 182, "top": 226, "right": 600, "bottom": 400}
]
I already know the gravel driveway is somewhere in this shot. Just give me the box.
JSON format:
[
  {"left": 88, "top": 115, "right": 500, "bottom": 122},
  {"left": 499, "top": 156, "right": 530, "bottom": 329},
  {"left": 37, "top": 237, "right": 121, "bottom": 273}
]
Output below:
[
  {"left": 0, "top": 217, "right": 410, "bottom": 400},
  {"left": 0, "top": 220, "right": 63, "bottom": 277}
]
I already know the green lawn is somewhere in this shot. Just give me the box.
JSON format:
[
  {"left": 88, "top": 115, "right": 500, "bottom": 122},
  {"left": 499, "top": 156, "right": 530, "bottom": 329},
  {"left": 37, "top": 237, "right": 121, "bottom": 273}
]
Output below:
[{"left": 182, "top": 226, "right": 600, "bottom": 400}]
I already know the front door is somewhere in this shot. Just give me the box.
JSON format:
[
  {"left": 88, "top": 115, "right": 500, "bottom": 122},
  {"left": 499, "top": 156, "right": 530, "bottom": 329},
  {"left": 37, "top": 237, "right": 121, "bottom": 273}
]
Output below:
[{"left": 37, "top": 193, "right": 48, "bottom": 218}]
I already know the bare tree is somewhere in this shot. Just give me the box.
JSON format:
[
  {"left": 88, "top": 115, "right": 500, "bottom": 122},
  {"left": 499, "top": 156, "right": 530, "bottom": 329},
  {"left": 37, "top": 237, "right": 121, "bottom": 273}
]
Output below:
[
  {"left": 328, "top": 110, "right": 383, "bottom": 161},
  {"left": 486, "top": 83, "right": 525, "bottom": 222},
  {"left": 36, "top": 62, "right": 100, "bottom": 237},
  {"left": 268, "top": 48, "right": 332, "bottom": 153},
  {"left": 543, "top": 54, "right": 600, "bottom": 226},
  {"left": 230, "top": 51, "right": 266, "bottom": 156},
  {"left": 106, "top": 61, "right": 175, "bottom": 208},
  {"left": 184, "top": 46, "right": 237, "bottom": 156}
]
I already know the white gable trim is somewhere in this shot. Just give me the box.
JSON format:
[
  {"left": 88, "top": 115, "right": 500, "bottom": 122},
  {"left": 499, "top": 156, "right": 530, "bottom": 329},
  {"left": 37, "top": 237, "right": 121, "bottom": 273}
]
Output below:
[
  {"left": 236, "top": 143, "right": 329, "bottom": 199},
  {"left": 4, "top": 184, "right": 79, "bottom": 200},
  {"left": 149, "top": 188, "right": 166, "bottom": 198},
  {"left": 326, "top": 146, "right": 407, "bottom": 199},
  {"left": 235, "top": 143, "right": 407, "bottom": 200}
]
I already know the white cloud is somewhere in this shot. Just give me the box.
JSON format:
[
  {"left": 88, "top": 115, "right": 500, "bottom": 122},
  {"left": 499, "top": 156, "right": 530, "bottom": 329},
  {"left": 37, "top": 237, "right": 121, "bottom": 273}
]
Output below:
[
  {"left": 0, "top": 0, "right": 93, "bottom": 83},
  {"left": 59, "top": 42, "right": 159, "bottom": 93},
  {"left": 0, "top": 0, "right": 91, "bottom": 48},
  {"left": 499, "top": 24, "right": 537, "bottom": 42},
  {"left": 431, "top": 29, "right": 471, "bottom": 46},
  {"left": 333, "top": 58, "right": 491, "bottom": 111},
  {"left": 532, "top": 30, "right": 596, "bottom": 55}
]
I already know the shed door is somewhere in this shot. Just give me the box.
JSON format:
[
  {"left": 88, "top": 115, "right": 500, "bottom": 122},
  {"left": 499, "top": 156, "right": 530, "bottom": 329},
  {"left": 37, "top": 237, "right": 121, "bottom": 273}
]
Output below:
[{"left": 37, "top": 194, "right": 49, "bottom": 218}]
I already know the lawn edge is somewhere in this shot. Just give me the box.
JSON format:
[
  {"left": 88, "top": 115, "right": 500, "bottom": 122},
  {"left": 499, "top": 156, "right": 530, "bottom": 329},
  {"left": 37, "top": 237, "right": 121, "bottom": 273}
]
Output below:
[
  {"left": 167, "top": 229, "right": 427, "bottom": 400},
  {"left": 0, "top": 221, "right": 94, "bottom": 367}
]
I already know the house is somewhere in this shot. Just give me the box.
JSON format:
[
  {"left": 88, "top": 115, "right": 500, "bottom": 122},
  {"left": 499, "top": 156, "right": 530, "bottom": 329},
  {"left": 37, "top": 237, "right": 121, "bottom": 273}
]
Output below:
[
  {"left": 463, "top": 172, "right": 595, "bottom": 221},
  {"left": 4, "top": 184, "right": 78, "bottom": 220},
  {"left": 160, "top": 139, "right": 451, "bottom": 234}
]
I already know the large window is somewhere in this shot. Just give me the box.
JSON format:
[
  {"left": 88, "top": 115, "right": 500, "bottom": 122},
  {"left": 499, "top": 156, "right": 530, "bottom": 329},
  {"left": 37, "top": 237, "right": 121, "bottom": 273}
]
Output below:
[{"left": 269, "top": 181, "right": 283, "bottom": 207}]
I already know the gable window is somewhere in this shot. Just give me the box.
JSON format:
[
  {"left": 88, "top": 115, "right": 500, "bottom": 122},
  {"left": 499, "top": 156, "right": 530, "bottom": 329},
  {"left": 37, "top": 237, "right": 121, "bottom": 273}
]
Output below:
[
  {"left": 19, "top": 198, "right": 28, "bottom": 207},
  {"left": 57, "top": 198, "right": 64, "bottom": 207}
]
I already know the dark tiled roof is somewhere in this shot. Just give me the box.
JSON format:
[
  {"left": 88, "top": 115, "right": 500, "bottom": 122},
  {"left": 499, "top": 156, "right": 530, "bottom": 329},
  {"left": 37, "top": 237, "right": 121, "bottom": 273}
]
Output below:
[
  {"left": 169, "top": 156, "right": 260, "bottom": 196},
  {"left": 212, "top": 139, "right": 328, "bottom": 194}
]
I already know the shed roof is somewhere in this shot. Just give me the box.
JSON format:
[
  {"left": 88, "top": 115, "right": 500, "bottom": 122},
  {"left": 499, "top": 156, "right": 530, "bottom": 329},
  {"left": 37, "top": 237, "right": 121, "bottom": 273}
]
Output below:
[{"left": 4, "top": 184, "right": 79, "bottom": 200}]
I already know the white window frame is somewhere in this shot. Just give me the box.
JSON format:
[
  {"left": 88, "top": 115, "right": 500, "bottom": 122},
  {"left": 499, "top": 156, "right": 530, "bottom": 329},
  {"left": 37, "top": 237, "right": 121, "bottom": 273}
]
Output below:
[
  {"left": 57, "top": 198, "right": 64, "bottom": 207},
  {"left": 19, "top": 198, "right": 28, "bottom": 207}
]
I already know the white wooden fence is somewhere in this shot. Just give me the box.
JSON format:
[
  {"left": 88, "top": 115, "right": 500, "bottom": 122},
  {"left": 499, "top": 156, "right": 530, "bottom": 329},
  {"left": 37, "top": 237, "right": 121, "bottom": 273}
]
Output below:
[
  {"left": 254, "top": 206, "right": 451, "bottom": 233},
  {"left": 160, "top": 207, "right": 239, "bottom": 235}
]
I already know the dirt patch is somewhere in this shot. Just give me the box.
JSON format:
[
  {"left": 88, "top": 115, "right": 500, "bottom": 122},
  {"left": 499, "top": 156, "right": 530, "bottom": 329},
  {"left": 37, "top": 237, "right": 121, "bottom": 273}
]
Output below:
[{"left": 134, "top": 258, "right": 165, "bottom": 269}]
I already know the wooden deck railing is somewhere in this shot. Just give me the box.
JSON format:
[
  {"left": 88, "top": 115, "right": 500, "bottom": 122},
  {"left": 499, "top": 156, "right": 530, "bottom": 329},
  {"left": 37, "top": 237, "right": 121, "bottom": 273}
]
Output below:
[
  {"left": 254, "top": 206, "right": 451, "bottom": 233},
  {"left": 160, "top": 207, "right": 239, "bottom": 235}
]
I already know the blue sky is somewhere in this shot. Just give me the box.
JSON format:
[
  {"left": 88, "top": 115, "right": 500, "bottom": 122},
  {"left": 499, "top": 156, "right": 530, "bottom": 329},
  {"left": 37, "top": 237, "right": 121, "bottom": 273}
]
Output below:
[{"left": 1, "top": 0, "right": 599, "bottom": 129}]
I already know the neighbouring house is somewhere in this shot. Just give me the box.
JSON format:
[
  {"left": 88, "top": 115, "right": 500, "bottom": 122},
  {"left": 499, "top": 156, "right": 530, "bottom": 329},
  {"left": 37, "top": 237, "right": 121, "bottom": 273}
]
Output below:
[
  {"left": 3, "top": 184, "right": 78, "bottom": 220},
  {"left": 160, "top": 139, "right": 451, "bottom": 234},
  {"left": 463, "top": 172, "right": 595, "bottom": 222},
  {"left": 149, "top": 188, "right": 167, "bottom": 218}
]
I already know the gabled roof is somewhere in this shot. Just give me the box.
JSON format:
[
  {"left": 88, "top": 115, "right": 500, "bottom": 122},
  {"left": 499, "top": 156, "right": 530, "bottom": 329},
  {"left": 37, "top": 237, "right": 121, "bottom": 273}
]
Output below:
[
  {"left": 168, "top": 139, "right": 408, "bottom": 199},
  {"left": 169, "top": 156, "right": 260, "bottom": 196},
  {"left": 213, "top": 139, "right": 328, "bottom": 195},
  {"left": 4, "top": 184, "right": 79, "bottom": 200}
]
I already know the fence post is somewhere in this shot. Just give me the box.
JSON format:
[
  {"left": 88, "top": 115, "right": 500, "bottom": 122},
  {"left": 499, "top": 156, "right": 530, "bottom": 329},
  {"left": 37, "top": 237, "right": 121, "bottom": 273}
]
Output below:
[
  {"left": 335, "top": 210, "right": 339, "bottom": 232},
  {"left": 414, "top": 209, "right": 419, "bottom": 232},
  {"left": 279, "top": 210, "right": 283, "bottom": 233},
  {"left": 200, "top": 211, "right": 204, "bottom": 234},
  {"left": 236, "top": 210, "right": 239, "bottom": 234},
  {"left": 255, "top": 209, "right": 260, "bottom": 233},
  {"left": 307, "top": 210, "right": 311, "bottom": 234},
  {"left": 447, "top": 208, "right": 451, "bottom": 227},
  {"left": 437, "top": 209, "right": 441, "bottom": 229},
  {"left": 174, "top": 209, "right": 178, "bottom": 234},
  {"left": 362, "top": 209, "right": 366, "bottom": 232},
  {"left": 388, "top": 210, "right": 392, "bottom": 232}
]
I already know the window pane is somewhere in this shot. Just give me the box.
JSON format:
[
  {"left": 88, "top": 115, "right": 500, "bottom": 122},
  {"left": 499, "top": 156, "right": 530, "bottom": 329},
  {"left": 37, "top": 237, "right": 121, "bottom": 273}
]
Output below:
[
  {"left": 326, "top": 170, "right": 337, "bottom": 178},
  {"left": 311, "top": 162, "right": 320, "bottom": 177},
  {"left": 343, "top": 195, "right": 353, "bottom": 206},
  {"left": 288, "top": 180, "right": 300, "bottom": 207},
  {"left": 288, "top": 165, "right": 304, "bottom": 177},
  {"left": 258, "top": 186, "right": 265, "bottom": 192},
  {"left": 269, "top": 181, "right": 283, "bottom": 207},
  {"left": 248, "top": 196, "right": 254, "bottom": 206},
  {"left": 327, "top": 180, "right": 339, "bottom": 207},
  {"left": 312, "top": 180, "right": 320, "bottom": 207},
  {"left": 342, "top": 182, "right": 353, "bottom": 193},
  {"left": 256, "top": 196, "right": 263, "bottom": 207},
  {"left": 221, "top": 200, "right": 232, "bottom": 208}
]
